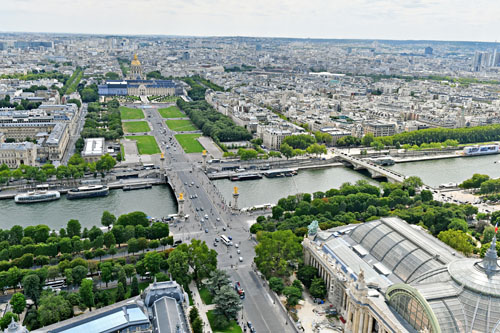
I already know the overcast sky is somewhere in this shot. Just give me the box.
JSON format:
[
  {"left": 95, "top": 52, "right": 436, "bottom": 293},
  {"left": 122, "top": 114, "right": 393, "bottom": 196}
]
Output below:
[{"left": 2, "top": 0, "right": 500, "bottom": 42}]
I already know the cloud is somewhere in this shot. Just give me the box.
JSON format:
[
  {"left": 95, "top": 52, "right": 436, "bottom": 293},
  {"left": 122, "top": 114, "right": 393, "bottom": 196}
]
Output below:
[{"left": 0, "top": 0, "right": 499, "bottom": 41}]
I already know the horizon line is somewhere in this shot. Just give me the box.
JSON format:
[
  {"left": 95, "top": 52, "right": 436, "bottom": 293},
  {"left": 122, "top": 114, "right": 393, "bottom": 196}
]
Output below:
[{"left": 0, "top": 30, "right": 498, "bottom": 45}]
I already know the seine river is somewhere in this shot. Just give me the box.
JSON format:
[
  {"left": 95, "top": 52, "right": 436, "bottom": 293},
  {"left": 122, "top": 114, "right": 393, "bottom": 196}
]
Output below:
[
  {"left": 3, "top": 154, "right": 500, "bottom": 229},
  {"left": 0, "top": 185, "right": 177, "bottom": 231}
]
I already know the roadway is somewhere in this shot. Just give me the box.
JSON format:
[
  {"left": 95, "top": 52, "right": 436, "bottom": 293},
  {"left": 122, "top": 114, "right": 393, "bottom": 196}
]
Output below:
[
  {"left": 135, "top": 103, "right": 295, "bottom": 333},
  {"left": 61, "top": 103, "right": 87, "bottom": 165}
]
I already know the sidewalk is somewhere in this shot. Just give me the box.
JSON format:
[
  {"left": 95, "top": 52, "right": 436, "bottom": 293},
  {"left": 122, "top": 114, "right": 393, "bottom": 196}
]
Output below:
[{"left": 189, "top": 281, "right": 215, "bottom": 333}]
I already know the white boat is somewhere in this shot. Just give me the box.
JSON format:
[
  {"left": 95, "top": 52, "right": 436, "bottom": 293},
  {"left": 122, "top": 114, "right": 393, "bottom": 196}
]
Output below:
[
  {"left": 15, "top": 190, "right": 61, "bottom": 204},
  {"left": 463, "top": 144, "right": 499, "bottom": 156}
]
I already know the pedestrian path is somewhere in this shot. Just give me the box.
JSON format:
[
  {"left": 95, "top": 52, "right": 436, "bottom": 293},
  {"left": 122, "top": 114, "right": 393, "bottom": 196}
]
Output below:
[{"left": 189, "top": 280, "right": 215, "bottom": 333}]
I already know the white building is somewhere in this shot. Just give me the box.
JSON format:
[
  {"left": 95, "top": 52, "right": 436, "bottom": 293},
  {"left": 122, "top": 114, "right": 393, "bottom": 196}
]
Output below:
[{"left": 82, "top": 137, "right": 105, "bottom": 162}]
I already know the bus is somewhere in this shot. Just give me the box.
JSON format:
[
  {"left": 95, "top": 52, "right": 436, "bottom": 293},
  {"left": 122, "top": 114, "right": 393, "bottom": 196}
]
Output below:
[
  {"left": 143, "top": 163, "right": 155, "bottom": 170},
  {"left": 220, "top": 235, "right": 231, "bottom": 246}
]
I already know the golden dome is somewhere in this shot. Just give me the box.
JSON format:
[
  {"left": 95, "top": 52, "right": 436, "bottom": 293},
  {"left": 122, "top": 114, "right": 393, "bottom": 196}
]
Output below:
[{"left": 131, "top": 54, "right": 141, "bottom": 66}]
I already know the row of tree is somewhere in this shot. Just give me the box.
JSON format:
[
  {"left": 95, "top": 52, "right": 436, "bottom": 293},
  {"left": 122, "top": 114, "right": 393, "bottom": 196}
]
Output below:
[
  {"left": 177, "top": 99, "right": 252, "bottom": 143},
  {"left": 251, "top": 177, "right": 481, "bottom": 256},
  {"left": 0, "top": 153, "right": 116, "bottom": 184}
]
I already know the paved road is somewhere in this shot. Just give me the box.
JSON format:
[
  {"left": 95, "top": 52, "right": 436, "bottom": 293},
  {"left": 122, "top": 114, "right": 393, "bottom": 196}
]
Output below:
[
  {"left": 61, "top": 103, "right": 87, "bottom": 165},
  {"left": 132, "top": 103, "right": 294, "bottom": 333}
]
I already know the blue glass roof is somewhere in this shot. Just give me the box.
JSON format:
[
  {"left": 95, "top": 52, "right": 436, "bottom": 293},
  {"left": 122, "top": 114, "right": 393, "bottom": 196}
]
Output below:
[{"left": 55, "top": 307, "right": 148, "bottom": 333}]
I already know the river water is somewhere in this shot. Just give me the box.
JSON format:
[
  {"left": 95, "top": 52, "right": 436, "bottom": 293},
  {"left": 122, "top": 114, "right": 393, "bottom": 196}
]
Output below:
[
  {"left": 3, "top": 154, "right": 500, "bottom": 229},
  {"left": 0, "top": 185, "right": 177, "bottom": 231},
  {"left": 386, "top": 154, "right": 500, "bottom": 187}
]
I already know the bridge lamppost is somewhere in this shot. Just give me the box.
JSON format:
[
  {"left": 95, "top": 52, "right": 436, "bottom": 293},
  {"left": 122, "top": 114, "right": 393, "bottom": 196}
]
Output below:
[
  {"left": 202, "top": 150, "right": 207, "bottom": 171},
  {"left": 232, "top": 186, "right": 239, "bottom": 213},
  {"left": 178, "top": 192, "right": 185, "bottom": 218}
]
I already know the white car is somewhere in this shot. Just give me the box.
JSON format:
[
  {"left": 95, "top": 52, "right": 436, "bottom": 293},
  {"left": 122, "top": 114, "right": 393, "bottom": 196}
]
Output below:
[
  {"left": 235, "top": 243, "right": 239, "bottom": 248},
  {"left": 239, "top": 257, "right": 243, "bottom": 262}
]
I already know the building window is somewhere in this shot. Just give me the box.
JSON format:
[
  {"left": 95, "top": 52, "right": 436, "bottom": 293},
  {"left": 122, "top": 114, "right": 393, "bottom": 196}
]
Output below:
[{"left": 388, "top": 290, "right": 433, "bottom": 332}]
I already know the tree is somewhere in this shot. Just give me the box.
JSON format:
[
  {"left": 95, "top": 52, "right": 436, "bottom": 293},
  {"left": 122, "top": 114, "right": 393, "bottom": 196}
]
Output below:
[
  {"left": 124, "top": 264, "right": 135, "bottom": 283},
  {"left": 459, "top": 173, "right": 490, "bottom": 189},
  {"left": 10, "top": 293, "right": 26, "bottom": 315},
  {"left": 38, "top": 293, "right": 71, "bottom": 327},
  {"left": 306, "top": 143, "right": 327, "bottom": 156},
  {"left": 269, "top": 277, "right": 285, "bottom": 294},
  {"left": 130, "top": 276, "right": 140, "bottom": 296},
  {"left": 104, "top": 232, "right": 116, "bottom": 249},
  {"left": 167, "top": 249, "right": 191, "bottom": 286},
  {"left": 47, "top": 266, "right": 59, "bottom": 281},
  {"left": 282, "top": 134, "right": 316, "bottom": 149},
  {"left": 22, "top": 274, "right": 42, "bottom": 308},
  {"left": 72, "top": 265, "right": 88, "bottom": 286},
  {"left": 309, "top": 277, "right": 327, "bottom": 299},
  {"left": 137, "top": 237, "right": 148, "bottom": 252},
  {"left": 189, "top": 306, "right": 200, "bottom": 323},
  {"left": 283, "top": 286, "right": 302, "bottom": 307},
  {"left": 213, "top": 285, "right": 241, "bottom": 320},
  {"left": 192, "top": 317, "right": 203, "bottom": 333},
  {"left": 188, "top": 240, "right": 218, "bottom": 281},
  {"left": 254, "top": 230, "right": 303, "bottom": 278},
  {"left": 297, "top": 265, "right": 318, "bottom": 289},
  {"left": 79, "top": 278, "right": 94, "bottom": 311},
  {"left": 361, "top": 133, "right": 374, "bottom": 146},
  {"left": 150, "top": 222, "right": 169, "bottom": 240},
  {"left": 280, "top": 143, "right": 294, "bottom": 159},
  {"left": 438, "top": 229, "right": 474, "bottom": 256},
  {"left": 127, "top": 238, "right": 139, "bottom": 254},
  {"left": 448, "top": 218, "right": 469, "bottom": 232},
  {"left": 100, "top": 262, "right": 113, "bottom": 288},
  {"left": 0, "top": 312, "right": 18, "bottom": 330},
  {"left": 101, "top": 211, "right": 116, "bottom": 229},
  {"left": 483, "top": 226, "right": 496, "bottom": 243},
  {"left": 206, "top": 269, "right": 230, "bottom": 296},
  {"left": 64, "top": 268, "right": 73, "bottom": 288},
  {"left": 116, "top": 282, "right": 125, "bottom": 302}
]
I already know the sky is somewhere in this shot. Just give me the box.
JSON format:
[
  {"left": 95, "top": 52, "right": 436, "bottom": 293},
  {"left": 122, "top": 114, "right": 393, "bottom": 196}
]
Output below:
[{"left": 1, "top": 0, "right": 500, "bottom": 42}]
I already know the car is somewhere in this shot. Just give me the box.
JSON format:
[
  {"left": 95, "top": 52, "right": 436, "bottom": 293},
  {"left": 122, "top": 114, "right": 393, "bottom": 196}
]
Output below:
[
  {"left": 204, "top": 214, "right": 209, "bottom": 219},
  {"left": 239, "top": 257, "right": 243, "bottom": 262},
  {"left": 196, "top": 185, "right": 199, "bottom": 188},
  {"left": 200, "top": 207, "right": 204, "bottom": 211},
  {"left": 237, "top": 249, "right": 241, "bottom": 254},
  {"left": 195, "top": 207, "right": 199, "bottom": 211},
  {"left": 213, "top": 242, "right": 217, "bottom": 247},
  {"left": 235, "top": 243, "right": 239, "bottom": 248},
  {"left": 222, "top": 226, "right": 226, "bottom": 231},
  {"left": 215, "top": 238, "right": 219, "bottom": 242},
  {"left": 205, "top": 229, "right": 208, "bottom": 233},
  {"left": 217, "top": 218, "right": 221, "bottom": 222},
  {"left": 228, "top": 235, "right": 233, "bottom": 240},
  {"left": 201, "top": 218, "right": 204, "bottom": 222},
  {"left": 184, "top": 182, "right": 187, "bottom": 185},
  {"left": 247, "top": 322, "right": 256, "bottom": 333}
]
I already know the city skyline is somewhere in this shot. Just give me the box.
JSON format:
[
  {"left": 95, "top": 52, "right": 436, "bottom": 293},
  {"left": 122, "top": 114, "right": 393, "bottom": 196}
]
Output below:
[{"left": 2, "top": 0, "right": 500, "bottom": 42}]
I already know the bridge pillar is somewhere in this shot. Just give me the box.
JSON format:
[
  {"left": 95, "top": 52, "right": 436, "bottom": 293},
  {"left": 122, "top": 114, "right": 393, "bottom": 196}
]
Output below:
[
  {"left": 178, "top": 193, "right": 185, "bottom": 217},
  {"left": 202, "top": 150, "right": 207, "bottom": 171},
  {"left": 232, "top": 187, "right": 239, "bottom": 211}
]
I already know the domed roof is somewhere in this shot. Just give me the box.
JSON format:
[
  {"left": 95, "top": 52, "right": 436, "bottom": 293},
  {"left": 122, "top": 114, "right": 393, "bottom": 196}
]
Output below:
[
  {"left": 448, "top": 236, "right": 500, "bottom": 296},
  {"left": 131, "top": 54, "right": 141, "bottom": 66}
]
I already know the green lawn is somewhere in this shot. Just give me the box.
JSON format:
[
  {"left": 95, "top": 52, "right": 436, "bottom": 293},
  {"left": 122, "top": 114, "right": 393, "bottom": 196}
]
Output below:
[
  {"left": 158, "top": 106, "right": 184, "bottom": 118},
  {"left": 123, "top": 121, "right": 150, "bottom": 133},
  {"left": 199, "top": 286, "right": 213, "bottom": 305},
  {"left": 125, "top": 136, "right": 160, "bottom": 155},
  {"left": 166, "top": 119, "right": 197, "bottom": 132},
  {"left": 119, "top": 106, "right": 144, "bottom": 119},
  {"left": 206, "top": 310, "right": 242, "bottom": 333},
  {"left": 175, "top": 134, "right": 205, "bottom": 153}
]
